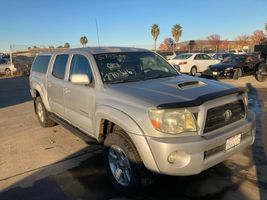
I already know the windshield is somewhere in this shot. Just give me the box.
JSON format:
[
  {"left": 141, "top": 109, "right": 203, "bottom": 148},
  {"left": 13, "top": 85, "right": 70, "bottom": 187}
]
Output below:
[
  {"left": 222, "top": 55, "right": 246, "bottom": 64},
  {"left": 174, "top": 54, "right": 192, "bottom": 60},
  {"left": 94, "top": 52, "right": 178, "bottom": 84},
  {"left": 0, "top": 59, "right": 8, "bottom": 64}
]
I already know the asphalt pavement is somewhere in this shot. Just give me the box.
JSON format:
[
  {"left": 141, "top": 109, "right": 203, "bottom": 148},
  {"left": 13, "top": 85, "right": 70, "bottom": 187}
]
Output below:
[{"left": 0, "top": 76, "right": 266, "bottom": 200}]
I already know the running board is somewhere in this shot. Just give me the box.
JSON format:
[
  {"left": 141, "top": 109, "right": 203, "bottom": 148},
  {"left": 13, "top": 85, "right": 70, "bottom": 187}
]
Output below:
[{"left": 49, "top": 114, "right": 98, "bottom": 145}]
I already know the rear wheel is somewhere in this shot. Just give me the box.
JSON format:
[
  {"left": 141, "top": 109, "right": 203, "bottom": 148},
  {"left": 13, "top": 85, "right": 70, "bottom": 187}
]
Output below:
[
  {"left": 35, "top": 96, "right": 56, "bottom": 127},
  {"left": 233, "top": 68, "right": 242, "bottom": 80},
  {"left": 5, "top": 68, "right": 11, "bottom": 76},
  {"left": 190, "top": 66, "right": 197, "bottom": 76},
  {"left": 103, "top": 131, "right": 151, "bottom": 197}
]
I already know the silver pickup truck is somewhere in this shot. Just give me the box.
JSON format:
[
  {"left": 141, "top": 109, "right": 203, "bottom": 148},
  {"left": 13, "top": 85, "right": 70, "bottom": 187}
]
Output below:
[{"left": 29, "top": 47, "right": 256, "bottom": 196}]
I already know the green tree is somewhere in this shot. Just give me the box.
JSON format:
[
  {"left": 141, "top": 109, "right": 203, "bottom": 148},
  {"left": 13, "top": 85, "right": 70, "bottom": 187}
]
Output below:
[
  {"left": 80, "top": 36, "right": 88, "bottom": 47},
  {"left": 172, "top": 24, "right": 183, "bottom": 49},
  {"left": 64, "top": 42, "right": 70, "bottom": 48},
  {"left": 265, "top": 22, "right": 267, "bottom": 34},
  {"left": 151, "top": 24, "right": 160, "bottom": 51}
]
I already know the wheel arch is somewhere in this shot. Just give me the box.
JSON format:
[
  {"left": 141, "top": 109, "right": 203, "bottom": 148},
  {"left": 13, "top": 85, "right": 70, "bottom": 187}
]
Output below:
[
  {"left": 95, "top": 105, "right": 159, "bottom": 172},
  {"left": 31, "top": 83, "right": 52, "bottom": 112},
  {"left": 190, "top": 65, "right": 197, "bottom": 75},
  {"left": 95, "top": 105, "right": 144, "bottom": 143}
]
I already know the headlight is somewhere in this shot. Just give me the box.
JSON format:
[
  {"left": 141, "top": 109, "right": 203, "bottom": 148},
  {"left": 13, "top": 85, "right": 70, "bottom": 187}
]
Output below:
[
  {"left": 225, "top": 67, "right": 233, "bottom": 71},
  {"left": 148, "top": 109, "right": 197, "bottom": 134}
]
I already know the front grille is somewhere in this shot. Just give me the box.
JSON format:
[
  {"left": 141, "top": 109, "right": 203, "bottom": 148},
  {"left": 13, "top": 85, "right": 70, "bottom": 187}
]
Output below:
[{"left": 204, "top": 100, "right": 245, "bottom": 133}]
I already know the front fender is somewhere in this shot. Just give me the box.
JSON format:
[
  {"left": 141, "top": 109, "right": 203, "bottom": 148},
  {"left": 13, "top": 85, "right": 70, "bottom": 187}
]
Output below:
[
  {"left": 95, "top": 105, "right": 159, "bottom": 172},
  {"left": 95, "top": 105, "right": 144, "bottom": 139}
]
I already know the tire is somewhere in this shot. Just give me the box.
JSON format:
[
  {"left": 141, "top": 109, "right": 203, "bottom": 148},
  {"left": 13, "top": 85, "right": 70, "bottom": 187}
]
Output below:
[
  {"left": 5, "top": 68, "right": 11, "bottom": 76},
  {"left": 233, "top": 68, "right": 242, "bottom": 80},
  {"left": 255, "top": 65, "right": 266, "bottom": 82},
  {"left": 35, "top": 96, "right": 56, "bottom": 127},
  {"left": 190, "top": 66, "right": 197, "bottom": 76},
  {"left": 103, "top": 131, "right": 151, "bottom": 197}
]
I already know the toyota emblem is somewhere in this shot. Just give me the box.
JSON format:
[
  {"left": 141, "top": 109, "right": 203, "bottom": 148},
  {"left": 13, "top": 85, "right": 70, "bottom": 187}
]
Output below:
[{"left": 223, "top": 109, "right": 232, "bottom": 121}]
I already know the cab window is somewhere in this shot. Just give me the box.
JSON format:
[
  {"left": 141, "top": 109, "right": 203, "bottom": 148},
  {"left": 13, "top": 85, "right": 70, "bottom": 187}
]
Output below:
[
  {"left": 52, "top": 54, "right": 69, "bottom": 79},
  {"left": 32, "top": 55, "right": 51, "bottom": 74},
  {"left": 69, "top": 54, "right": 93, "bottom": 82}
]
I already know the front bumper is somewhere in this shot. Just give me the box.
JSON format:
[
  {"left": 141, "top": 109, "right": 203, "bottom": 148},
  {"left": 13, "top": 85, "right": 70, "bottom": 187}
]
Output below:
[
  {"left": 145, "top": 110, "right": 256, "bottom": 176},
  {"left": 202, "top": 69, "right": 234, "bottom": 79}
]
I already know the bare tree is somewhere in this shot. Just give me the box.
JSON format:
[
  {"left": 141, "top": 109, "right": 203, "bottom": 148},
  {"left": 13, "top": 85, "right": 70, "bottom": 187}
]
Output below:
[
  {"left": 235, "top": 34, "right": 250, "bottom": 49},
  {"left": 221, "top": 39, "right": 230, "bottom": 51},
  {"left": 207, "top": 34, "right": 221, "bottom": 51},
  {"left": 159, "top": 38, "right": 175, "bottom": 51},
  {"left": 251, "top": 30, "right": 265, "bottom": 45}
]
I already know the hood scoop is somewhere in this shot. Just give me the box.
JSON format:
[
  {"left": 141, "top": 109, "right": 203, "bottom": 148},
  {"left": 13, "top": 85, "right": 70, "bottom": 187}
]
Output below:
[{"left": 177, "top": 81, "right": 206, "bottom": 89}]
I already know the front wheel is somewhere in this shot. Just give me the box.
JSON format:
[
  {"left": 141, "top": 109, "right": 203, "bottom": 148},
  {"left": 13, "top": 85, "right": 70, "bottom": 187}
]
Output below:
[
  {"left": 233, "top": 68, "right": 242, "bottom": 80},
  {"left": 190, "top": 66, "right": 197, "bottom": 76},
  {"left": 103, "top": 131, "right": 148, "bottom": 197},
  {"left": 255, "top": 65, "right": 266, "bottom": 82}
]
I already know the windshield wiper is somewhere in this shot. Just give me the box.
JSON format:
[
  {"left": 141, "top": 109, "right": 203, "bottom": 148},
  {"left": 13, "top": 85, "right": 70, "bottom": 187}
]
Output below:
[
  {"left": 108, "top": 77, "right": 141, "bottom": 84},
  {"left": 143, "top": 74, "right": 175, "bottom": 80}
]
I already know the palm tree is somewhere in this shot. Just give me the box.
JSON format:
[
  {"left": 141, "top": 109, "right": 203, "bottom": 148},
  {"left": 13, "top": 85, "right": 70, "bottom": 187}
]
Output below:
[
  {"left": 80, "top": 36, "right": 88, "bottom": 47},
  {"left": 172, "top": 24, "right": 182, "bottom": 50},
  {"left": 64, "top": 42, "right": 70, "bottom": 48},
  {"left": 151, "top": 24, "right": 160, "bottom": 51}
]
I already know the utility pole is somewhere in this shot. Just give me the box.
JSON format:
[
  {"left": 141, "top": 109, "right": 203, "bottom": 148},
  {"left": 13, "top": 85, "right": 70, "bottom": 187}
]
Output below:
[{"left": 10, "top": 45, "right": 13, "bottom": 76}]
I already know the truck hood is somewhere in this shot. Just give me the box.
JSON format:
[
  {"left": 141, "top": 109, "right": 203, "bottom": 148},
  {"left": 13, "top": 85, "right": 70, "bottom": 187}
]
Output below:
[{"left": 104, "top": 75, "right": 240, "bottom": 108}]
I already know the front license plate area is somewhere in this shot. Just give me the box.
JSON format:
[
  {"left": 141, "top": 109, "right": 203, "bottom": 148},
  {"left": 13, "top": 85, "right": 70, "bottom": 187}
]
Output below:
[{"left": 226, "top": 134, "right": 241, "bottom": 151}]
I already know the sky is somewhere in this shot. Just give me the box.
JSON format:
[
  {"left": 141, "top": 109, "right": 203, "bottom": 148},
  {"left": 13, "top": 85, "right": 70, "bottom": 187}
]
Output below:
[{"left": 0, "top": 0, "right": 266, "bottom": 52}]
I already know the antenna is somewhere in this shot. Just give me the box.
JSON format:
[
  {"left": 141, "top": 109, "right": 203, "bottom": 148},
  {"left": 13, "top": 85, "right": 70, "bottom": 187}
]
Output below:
[{"left": 95, "top": 18, "right": 100, "bottom": 47}]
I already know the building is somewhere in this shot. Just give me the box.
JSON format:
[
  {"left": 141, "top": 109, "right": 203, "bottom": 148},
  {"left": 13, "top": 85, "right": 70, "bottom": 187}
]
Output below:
[{"left": 177, "top": 40, "right": 249, "bottom": 53}]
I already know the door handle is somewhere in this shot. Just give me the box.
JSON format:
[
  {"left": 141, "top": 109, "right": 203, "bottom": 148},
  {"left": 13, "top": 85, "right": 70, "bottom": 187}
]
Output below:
[{"left": 64, "top": 87, "right": 71, "bottom": 94}]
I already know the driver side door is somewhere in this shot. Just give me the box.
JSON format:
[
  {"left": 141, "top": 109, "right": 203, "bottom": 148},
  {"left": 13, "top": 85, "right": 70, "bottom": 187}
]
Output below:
[{"left": 64, "top": 54, "right": 95, "bottom": 135}]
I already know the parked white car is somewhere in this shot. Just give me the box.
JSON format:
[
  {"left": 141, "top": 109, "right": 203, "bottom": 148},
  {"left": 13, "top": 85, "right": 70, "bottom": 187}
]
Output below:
[
  {"left": 168, "top": 53, "right": 220, "bottom": 75},
  {"left": 228, "top": 49, "right": 246, "bottom": 55},
  {"left": 0, "top": 59, "right": 17, "bottom": 76},
  {"left": 165, "top": 53, "right": 176, "bottom": 60}
]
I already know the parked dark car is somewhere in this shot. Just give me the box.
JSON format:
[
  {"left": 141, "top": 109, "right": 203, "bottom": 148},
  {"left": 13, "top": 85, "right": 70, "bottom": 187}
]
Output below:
[
  {"left": 13, "top": 56, "right": 34, "bottom": 76},
  {"left": 212, "top": 53, "right": 234, "bottom": 61},
  {"left": 202, "top": 54, "right": 267, "bottom": 82}
]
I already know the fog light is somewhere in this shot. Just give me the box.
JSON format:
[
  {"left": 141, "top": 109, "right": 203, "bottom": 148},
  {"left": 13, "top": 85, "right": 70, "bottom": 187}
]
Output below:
[{"left": 167, "top": 150, "right": 191, "bottom": 167}]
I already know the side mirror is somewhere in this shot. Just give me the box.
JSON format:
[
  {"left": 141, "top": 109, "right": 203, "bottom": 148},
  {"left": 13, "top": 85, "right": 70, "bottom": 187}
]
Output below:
[
  {"left": 173, "top": 64, "right": 180, "bottom": 72},
  {"left": 70, "top": 74, "right": 90, "bottom": 85}
]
